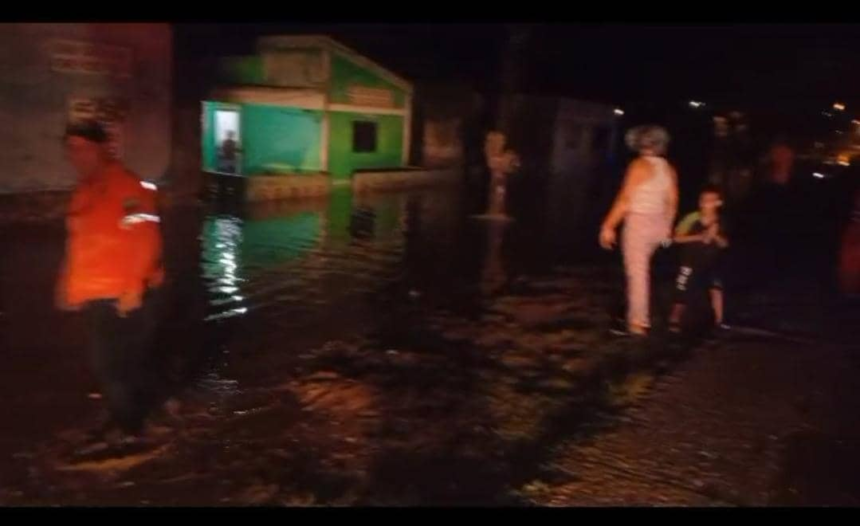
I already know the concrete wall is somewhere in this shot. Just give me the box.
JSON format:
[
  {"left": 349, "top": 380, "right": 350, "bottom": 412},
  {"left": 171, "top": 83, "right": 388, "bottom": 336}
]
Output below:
[
  {"left": 412, "top": 83, "right": 481, "bottom": 170},
  {"left": 421, "top": 119, "right": 463, "bottom": 168},
  {"left": 506, "top": 95, "right": 560, "bottom": 176},
  {"left": 551, "top": 99, "right": 617, "bottom": 174},
  {"left": 218, "top": 56, "right": 265, "bottom": 86},
  {"left": 412, "top": 83, "right": 485, "bottom": 168},
  {"left": 328, "top": 112, "right": 404, "bottom": 180},
  {"left": 0, "top": 23, "right": 172, "bottom": 193},
  {"left": 329, "top": 53, "right": 407, "bottom": 108}
]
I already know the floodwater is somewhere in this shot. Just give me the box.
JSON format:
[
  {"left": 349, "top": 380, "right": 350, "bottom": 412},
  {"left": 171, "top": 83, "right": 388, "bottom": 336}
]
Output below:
[{"left": 0, "top": 158, "right": 856, "bottom": 505}]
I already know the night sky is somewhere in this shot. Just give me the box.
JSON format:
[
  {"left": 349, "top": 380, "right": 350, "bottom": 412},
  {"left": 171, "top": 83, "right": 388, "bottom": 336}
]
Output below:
[{"left": 177, "top": 23, "right": 860, "bottom": 112}]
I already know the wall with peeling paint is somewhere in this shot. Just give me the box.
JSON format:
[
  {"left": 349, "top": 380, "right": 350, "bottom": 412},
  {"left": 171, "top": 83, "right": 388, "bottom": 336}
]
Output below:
[{"left": 0, "top": 23, "right": 172, "bottom": 193}]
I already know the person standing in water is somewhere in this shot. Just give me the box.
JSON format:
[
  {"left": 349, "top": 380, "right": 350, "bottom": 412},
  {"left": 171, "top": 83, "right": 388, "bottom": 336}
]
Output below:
[
  {"left": 57, "top": 120, "right": 166, "bottom": 449},
  {"left": 600, "top": 126, "right": 679, "bottom": 336}
]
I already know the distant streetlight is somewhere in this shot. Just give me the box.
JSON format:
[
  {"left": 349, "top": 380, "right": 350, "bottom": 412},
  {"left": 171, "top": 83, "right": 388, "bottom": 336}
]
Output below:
[
  {"left": 833, "top": 102, "right": 846, "bottom": 112},
  {"left": 689, "top": 100, "right": 705, "bottom": 109},
  {"left": 613, "top": 108, "right": 624, "bottom": 116}
]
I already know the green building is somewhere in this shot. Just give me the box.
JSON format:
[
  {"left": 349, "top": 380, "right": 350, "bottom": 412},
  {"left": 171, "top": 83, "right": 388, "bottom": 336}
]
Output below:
[{"left": 202, "top": 35, "right": 413, "bottom": 185}]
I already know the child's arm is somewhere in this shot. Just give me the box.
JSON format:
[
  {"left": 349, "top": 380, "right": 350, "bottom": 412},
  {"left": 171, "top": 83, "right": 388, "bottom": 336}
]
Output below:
[
  {"left": 673, "top": 232, "right": 707, "bottom": 244},
  {"left": 708, "top": 222, "right": 730, "bottom": 248},
  {"left": 672, "top": 212, "right": 704, "bottom": 244}
]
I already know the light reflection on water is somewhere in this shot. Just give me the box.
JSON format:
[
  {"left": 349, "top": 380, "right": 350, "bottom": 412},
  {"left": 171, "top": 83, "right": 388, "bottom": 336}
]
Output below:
[{"left": 198, "top": 188, "right": 471, "bottom": 338}]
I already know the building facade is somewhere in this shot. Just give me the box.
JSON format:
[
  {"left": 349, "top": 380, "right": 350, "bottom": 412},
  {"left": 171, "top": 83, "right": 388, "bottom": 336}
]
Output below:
[
  {"left": 203, "top": 35, "right": 413, "bottom": 184},
  {"left": 0, "top": 23, "right": 173, "bottom": 194}
]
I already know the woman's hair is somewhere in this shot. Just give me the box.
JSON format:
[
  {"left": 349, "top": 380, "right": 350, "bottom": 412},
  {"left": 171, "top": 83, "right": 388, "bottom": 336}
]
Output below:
[
  {"left": 625, "top": 125, "right": 670, "bottom": 155},
  {"left": 700, "top": 183, "right": 723, "bottom": 198}
]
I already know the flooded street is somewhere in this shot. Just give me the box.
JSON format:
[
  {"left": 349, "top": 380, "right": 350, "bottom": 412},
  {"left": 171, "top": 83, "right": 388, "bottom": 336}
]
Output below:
[
  {"left": 5, "top": 21, "right": 860, "bottom": 509},
  {"left": 1, "top": 167, "right": 859, "bottom": 506}
]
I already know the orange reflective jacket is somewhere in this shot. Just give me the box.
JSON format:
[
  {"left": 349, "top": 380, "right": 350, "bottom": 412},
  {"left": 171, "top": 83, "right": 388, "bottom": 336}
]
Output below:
[{"left": 60, "top": 162, "right": 164, "bottom": 308}]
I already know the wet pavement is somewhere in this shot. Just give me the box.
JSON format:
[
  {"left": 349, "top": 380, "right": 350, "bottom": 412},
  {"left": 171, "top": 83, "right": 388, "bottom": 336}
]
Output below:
[
  {"left": 525, "top": 330, "right": 860, "bottom": 506},
  {"left": 0, "top": 173, "right": 859, "bottom": 506}
]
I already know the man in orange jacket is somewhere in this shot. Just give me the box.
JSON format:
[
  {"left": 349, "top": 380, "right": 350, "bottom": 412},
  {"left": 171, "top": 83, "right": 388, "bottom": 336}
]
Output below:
[{"left": 57, "top": 120, "right": 166, "bottom": 444}]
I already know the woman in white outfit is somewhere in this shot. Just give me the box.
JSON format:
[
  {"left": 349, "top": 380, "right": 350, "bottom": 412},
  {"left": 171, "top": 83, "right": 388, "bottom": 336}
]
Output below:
[{"left": 599, "top": 126, "right": 679, "bottom": 335}]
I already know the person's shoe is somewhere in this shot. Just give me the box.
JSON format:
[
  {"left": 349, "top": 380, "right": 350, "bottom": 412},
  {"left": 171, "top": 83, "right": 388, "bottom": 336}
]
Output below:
[
  {"left": 72, "top": 439, "right": 111, "bottom": 458},
  {"left": 70, "top": 434, "right": 153, "bottom": 463},
  {"left": 108, "top": 430, "right": 157, "bottom": 452},
  {"left": 609, "top": 327, "right": 630, "bottom": 337},
  {"left": 71, "top": 427, "right": 134, "bottom": 459}
]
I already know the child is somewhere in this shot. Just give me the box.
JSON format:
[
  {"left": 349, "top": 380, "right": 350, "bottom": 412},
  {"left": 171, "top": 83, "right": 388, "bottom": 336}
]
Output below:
[{"left": 669, "top": 185, "right": 730, "bottom": 332}]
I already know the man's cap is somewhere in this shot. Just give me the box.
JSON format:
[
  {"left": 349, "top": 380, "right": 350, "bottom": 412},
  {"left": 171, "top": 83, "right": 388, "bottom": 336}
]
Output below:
[{"left": 64, "top": 120, "right": 109, "bottom": 144}]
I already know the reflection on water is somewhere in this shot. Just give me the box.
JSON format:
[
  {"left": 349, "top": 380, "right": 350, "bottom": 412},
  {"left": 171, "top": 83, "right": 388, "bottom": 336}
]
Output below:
[
  {"left": 202, "top": 216, "right": 247, "bottom": 322},
  {"left": 1, "top": 170, "right": 640, "bottom": 505},
  {"left": 2, "top": 145, "right": 854, "bottom": 504},
  {"left": 195, "top": 187, "right": 478, "bottom": 370}
]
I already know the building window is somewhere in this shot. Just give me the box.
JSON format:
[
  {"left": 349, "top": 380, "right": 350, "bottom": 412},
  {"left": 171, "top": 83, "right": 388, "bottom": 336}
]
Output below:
[{"left": 353, "top": 121, "right": 378, "bottom": 153}]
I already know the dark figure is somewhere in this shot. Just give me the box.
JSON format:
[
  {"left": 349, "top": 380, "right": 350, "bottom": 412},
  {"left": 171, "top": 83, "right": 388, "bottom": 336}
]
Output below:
[{"left": 219, "top": 131, "right": 239, "bottom": 174}]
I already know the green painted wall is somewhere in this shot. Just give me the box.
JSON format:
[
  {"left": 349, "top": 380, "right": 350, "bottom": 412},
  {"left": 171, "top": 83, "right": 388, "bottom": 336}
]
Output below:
[
  {"left": 204, "top": 102, "right": 405, "bottom": 178},
  {"left": 242, "top": 104, "right": 323, "bottom": 175},
  {"left": 329, "top": 53, "right": 406, "bottom": 108},
  {"left": 202, "top": 102, "right": 217, "bottom": 172},
  {"left": 218, "top": 56, "right": 265, "bottom": 85},
  {"left": 206, "top": 45, "right": 412, "bottom": 179},
  {"left": 328, "top": 112, "right": 404, "bottom": 179}
]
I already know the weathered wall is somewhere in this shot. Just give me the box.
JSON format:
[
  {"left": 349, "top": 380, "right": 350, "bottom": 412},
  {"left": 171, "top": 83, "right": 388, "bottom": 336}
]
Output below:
[
  {"left": 0, "top": 23, "right": 172, "bottom": 193},
  {"left": 329, "top": 53, "right": 407, "bottom": 109},
  {"left": 421, "top": 119, "right": 463, "bottom": 168},
  {"left": 506, "top": 95, "right": 559, "bottom": 176},
  {"left": 412, "top": 84, "right": 480, "bottom": 169},
  {"left": 218, "top": 56, "right": 265, "bottom": 86}
]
